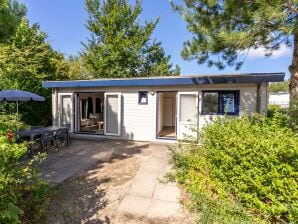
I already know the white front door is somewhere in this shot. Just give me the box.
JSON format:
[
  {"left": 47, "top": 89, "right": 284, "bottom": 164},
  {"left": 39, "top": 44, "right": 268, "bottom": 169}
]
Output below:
[
  {"left": 104, "top": 93, "right": 122, "bottom": 136},
  {"left": 60, "top": 94, "right": 73, "bottom": 130},
  {"left": 177, "top": 92, "right": 198, "bottom": 139}
]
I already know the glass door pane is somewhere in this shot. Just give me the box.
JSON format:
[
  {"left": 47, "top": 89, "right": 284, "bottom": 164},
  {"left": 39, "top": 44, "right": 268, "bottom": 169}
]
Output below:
[
  {"left": 61, "top": 95, "right": 72, "bottom": 129},
  {"left": 177, "top": 92, "right": 198, "bottom": 139},
  {"left": 104, "top": 93, "right": 121, "bottom": 136}
]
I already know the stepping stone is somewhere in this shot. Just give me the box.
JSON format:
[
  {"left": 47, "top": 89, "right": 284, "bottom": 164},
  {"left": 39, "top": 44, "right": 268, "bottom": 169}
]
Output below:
[
  {"left": 147, "top": 200, "right": 180, "bottom": 218},
  {"left": 128, "top": 171, "right": 157, "bottom": 198},
  {"left": 118, "top": 195, "right": 152, "bottom": 216},
  {"left": 153, "top": 183, "right": 180, "bottom": 203}
]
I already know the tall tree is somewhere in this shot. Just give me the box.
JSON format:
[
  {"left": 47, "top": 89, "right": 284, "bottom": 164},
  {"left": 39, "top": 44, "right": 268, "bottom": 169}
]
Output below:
[
  {"left": 270, "top": 80, "right": 290, "bottom": 92},
  {"left": 82, "top": 0, "right": 180, "bottom": 78},
  {"left": 0, "top": 19, "right": 70, "bottom": 125},
  {"left": 67, "top": 55, "right": 92, "bottom": 80},
  {"left": 171, "top": 0, "right": 298, "bottom": 128},
  {"left": 0, "top": 0, "right": 26, "bottom": 43}
]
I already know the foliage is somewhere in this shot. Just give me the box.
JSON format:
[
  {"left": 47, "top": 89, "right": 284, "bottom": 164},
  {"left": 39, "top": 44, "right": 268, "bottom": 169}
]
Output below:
[
  {"left": 82, "top": 0, "right": 180, "bottom": 78},
  {"left": 0, "top": 0, "right": 26, "bottom": 43},
  {"left": 269, "top": 81, "right": 290, "bottom": 93},
  {"left": 170, "top": 0, "right": 298, "bottom": 127},
  {"left": 170, "top": 114, "right": 298, "bottom": 223},
  {"left": 0, "top": 18, "right": 70, "bottom": 125},
  {"left": 67, "top": 55, "right": 92, "bottom": 80},
  {"left": 0, "top": 114, "right": 49, "bottom": 224},
  {"left": 267, "top": 104, "right": 290, "bottom": 128},
  {"left": 170, "top": 0, "right": 294, "bottom": 70}
]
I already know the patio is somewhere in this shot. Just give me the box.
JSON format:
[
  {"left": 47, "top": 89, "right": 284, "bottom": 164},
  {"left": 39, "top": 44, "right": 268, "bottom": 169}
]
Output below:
[{"left": 39, "top": 139, "right": 195, "bottom": 223}]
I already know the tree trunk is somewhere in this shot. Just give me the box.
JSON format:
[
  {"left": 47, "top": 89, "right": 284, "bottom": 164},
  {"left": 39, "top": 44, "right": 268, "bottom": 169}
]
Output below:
[{"left": 288, "top": 32, "right": 298, "bottom": 130}]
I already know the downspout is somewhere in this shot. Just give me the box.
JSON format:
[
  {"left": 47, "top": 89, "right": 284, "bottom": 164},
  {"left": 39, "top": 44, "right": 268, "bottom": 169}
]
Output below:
[{"left": 256, "top": 83, "right": 262, "bottom": 114}]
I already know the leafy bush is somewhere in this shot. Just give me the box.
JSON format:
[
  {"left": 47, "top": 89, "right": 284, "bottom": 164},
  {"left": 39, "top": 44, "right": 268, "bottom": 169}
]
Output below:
[
  {"left": 0, "top": 115, "right": 48, "bottom": 224},
  {"left": 267, "top": 104, "right": 289, "bottom": 128},
  {"left": 170, "top": 114, "right": 298, "bottom": 223}
]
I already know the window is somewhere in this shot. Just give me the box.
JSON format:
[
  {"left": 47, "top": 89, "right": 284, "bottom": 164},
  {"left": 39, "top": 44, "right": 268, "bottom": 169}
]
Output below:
[
  {"left": 202, "top": 92, "right": 219, "bottom": 114},
  {"left": 138, "top": 91, "right": 148, "bottom": 105},
  {"left": 202, "top": 91, "right": 239, "bottom": 115}
]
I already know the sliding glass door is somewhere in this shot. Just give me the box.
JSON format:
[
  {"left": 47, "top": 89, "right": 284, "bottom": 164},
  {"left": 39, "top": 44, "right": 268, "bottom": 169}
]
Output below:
[
  {"left": 60, "top": 94, "right": 73, "bottom": 130},
  {"left": 104, "top": 93, "right": 122, "bottom": 136}
]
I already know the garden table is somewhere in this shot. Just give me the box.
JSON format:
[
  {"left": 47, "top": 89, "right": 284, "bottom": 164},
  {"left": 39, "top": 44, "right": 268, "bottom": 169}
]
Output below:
[{"left": 18, "top": 126, "right": 70, "bottom": 157}]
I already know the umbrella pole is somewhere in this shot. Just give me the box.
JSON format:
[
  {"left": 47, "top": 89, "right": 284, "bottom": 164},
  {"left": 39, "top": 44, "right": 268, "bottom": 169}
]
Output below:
[{"left": 16, "top": 101, "right": 18, "bottom": 131}]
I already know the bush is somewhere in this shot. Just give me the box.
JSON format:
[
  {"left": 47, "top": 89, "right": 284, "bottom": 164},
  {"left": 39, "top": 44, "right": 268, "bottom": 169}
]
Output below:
[
  {"left": 0, "top": 115, "right": 48, "bottom": 224},
  {"left": 267, "top": 104, "right": 289, "bottom": 128},
  {"left": 170, "top": 114, "right": 298, "bottom": 223}
]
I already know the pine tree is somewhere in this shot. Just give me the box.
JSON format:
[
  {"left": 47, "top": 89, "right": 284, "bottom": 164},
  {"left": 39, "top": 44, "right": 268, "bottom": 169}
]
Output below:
[
  {"left": 0, "top": 0, "right": 26, "bottom": 43},
  {"left": 82, "top": 0, "right": 180, "bottom": 78},
  {"left": 171, "top": 0, "right": 298, "bottom": 127}
]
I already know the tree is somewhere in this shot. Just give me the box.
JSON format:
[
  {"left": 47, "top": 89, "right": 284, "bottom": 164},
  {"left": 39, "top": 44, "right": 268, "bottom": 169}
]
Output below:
[
  {"left": 67, "top": 55, "right": 92, "bottom": 80},
  {"left": 269, "top": 80, "right": 290, "bottom": 92},
  {"left": 0, "top": 0, "right": 26, "bottom": 43},
  {"left": 171, "top": 0, "right": 298, "bottom": 127},
  {"left": 0, "top": 19, "right": 70, "bottom": 125},
  {"left": 82, "top": 0, "right": 180, "bottom": 78}
]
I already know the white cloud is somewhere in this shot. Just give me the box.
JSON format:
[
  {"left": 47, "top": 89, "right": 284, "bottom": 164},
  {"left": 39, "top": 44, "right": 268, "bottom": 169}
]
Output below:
[{"left": 242, "top": 45, "right": 292, "bottom": 59}]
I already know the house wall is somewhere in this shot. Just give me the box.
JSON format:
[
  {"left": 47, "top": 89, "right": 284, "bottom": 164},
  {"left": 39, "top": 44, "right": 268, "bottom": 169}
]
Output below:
[{"left": 52, "top": 82, "right": 268, "bottom": 141}]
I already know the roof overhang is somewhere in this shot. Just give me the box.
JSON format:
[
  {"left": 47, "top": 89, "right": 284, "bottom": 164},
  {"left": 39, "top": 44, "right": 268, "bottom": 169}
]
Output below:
[{"left": 42, "top": 73, "right": 285, "bottom": 88}]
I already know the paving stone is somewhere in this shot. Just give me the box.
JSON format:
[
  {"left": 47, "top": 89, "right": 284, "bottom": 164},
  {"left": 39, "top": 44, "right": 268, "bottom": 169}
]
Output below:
[
  {"left": 150, "top": 147, "right": 170, "bottom": 159},
  {"left": 141, "top": 157, "right": 168, "bottom": 174},
  {"left": 128, "top": 175, "right": 157, "bottom": 198},
  {"left": 118, "top": 195, "right": 153, "bottom": 216},
  {"left": 147, "top": 200, "right": 181, "bottom": 218},
  {"left": 152, "top": 183, "right": 180, "bottom": 203}
]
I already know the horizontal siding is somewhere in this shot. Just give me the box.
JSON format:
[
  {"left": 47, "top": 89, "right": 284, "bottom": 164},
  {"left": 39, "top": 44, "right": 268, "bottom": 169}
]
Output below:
[
  {"left": 120, "top": 92, "right": 156, "bottom": 141},
  {"left": 54, "top": 83, "right": 268, "bottom": 141}
]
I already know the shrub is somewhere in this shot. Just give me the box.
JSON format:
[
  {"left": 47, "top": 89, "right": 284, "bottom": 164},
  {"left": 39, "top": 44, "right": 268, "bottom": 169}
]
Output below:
[
  {"left": 0, "top": 115, "right": 48, "bottom": 224},
  {"left": 267, "top": 104, "right": 289, "bottom": 128},
  {"left": 170, "top": 114, "right": 298, "bottom": 223}
]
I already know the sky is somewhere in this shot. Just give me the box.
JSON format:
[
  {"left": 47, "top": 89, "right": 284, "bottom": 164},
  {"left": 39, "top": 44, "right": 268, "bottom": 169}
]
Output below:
[{"left": 21, "top": 0, "right": 291, "bottom": 78}]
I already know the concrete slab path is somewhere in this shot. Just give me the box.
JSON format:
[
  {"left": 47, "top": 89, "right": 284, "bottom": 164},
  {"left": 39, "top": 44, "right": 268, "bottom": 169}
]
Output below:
[
  {"left": 39, "top": 139, "right": 187, "bottom": 220},
  {"left": 39, "top": 139, "right": 114, "bottom": 184},
  {"left": 118, "top": 143, "right": 184, "bottom": 219}
]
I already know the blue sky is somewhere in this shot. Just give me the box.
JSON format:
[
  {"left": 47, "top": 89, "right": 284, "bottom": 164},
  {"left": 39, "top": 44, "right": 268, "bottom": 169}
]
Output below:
[{"left": 22, "top": 0, "right": 291, "bottom": 78}]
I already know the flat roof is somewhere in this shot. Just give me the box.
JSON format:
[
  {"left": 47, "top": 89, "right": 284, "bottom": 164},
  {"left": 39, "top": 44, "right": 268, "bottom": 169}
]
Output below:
[{"left": 42, "top": 73, "right": 285, "bottom": 88}]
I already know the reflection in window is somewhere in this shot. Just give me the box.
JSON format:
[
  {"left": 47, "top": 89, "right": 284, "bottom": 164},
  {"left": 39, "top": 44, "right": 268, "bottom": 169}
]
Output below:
[
  {"left": 202, "top": 91, "right": 239, "bottom": 115},
  {"left": 202, "top": 92, "right": 218, "bottom": 113},
  {"left": 138, "top": 91, "right": 148, "bottom": 104},
  {"left": 222, "top": 93, "right": 235, "bottom": 113}
]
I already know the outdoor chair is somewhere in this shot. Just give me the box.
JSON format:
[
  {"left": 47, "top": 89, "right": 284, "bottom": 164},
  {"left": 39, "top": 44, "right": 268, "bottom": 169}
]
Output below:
[
  {"left": 40, "top": 131, "right": 55, "bottom": 151},
  {"left": 54, "top": 128, "right": 69, "bottom": 148}
]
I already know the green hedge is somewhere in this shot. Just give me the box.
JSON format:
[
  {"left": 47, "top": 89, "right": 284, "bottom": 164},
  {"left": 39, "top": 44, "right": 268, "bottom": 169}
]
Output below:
[
  {"left": 171, "top": 113, "right": 298, "bottom": 223},
  {"left": 0, "top": 115, "right": 48, "bottom": 224}
]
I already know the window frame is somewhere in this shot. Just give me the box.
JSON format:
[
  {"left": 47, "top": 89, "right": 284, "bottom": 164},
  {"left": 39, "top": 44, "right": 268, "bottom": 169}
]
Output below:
[
  {"left": 201, "top": 90, "right": 240, "bottom": 115},
  {"left": 138, "top": 91, "right": 148, "bottom": 105}
]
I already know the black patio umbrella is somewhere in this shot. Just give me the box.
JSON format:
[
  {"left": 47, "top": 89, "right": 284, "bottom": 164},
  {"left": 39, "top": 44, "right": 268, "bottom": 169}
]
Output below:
[{"left": 0, "top": 90, "right": 45, "bottom": 129}]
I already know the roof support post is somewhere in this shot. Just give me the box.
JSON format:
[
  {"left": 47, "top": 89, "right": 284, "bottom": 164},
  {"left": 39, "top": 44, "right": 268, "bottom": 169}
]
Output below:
[
  {"left": 53, "top": 88, "right": 59, "bottom": 126},
  {"left": 256, "top": 83, "right": 262, "bottom": 114}
]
